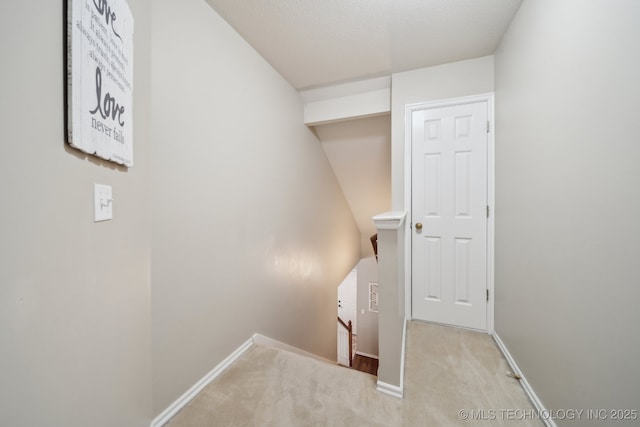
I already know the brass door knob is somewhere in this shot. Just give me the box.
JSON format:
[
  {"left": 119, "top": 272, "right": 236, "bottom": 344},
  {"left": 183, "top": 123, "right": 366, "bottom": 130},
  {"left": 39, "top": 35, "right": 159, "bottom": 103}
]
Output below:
[{"left": 415, "top": 222, "right": 423, "bottom": 230}]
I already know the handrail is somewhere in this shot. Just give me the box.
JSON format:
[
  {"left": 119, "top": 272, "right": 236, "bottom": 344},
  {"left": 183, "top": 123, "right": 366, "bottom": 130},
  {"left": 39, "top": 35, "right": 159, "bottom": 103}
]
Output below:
[
  {"left": 337, "top": 316, "right": 349, "bottom": 330},
  {"left": 337, "top": 316, "right": 353, "bottom": 367},
  {"left": 370, "top": 233, "right": 378, "bottom": 262}
]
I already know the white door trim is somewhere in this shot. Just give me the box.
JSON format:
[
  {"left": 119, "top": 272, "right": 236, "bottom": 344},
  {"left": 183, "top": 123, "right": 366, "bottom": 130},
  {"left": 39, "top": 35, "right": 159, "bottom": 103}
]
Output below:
[{"left": 403, "top": 93, "right": 495, "bottom": 333}]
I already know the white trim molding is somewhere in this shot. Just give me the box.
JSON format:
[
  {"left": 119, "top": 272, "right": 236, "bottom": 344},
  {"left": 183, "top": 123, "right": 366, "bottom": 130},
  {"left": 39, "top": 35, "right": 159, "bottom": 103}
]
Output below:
[
  {"left": 376, "top": 380, "right": 404, "bottom": 399},
  {"left": 375, "top": 318, "right": 407, "bottom": 399},
  {"left": 372, "top": 211, "right": 407, "bottom": 230},
  {"left": 300, "top": 76, "right": 391, "bottom": 126},
  {"left": 493, "top": 333, "right": 557, "bottom": 427},
  {"left": 150, "top": 337, "right": 254, "bottom": 427},
  {"left": 303, "top": 90, "right": 390, "bottom": 126},
  {"left": 399, "top": 316, "right": 407, "bottom": 394}
]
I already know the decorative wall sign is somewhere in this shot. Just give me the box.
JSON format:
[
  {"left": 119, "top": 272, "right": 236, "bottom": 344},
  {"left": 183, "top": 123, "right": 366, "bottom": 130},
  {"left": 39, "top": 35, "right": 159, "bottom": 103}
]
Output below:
[
  {"left": 67, "top": 0, "right": 134, "bottom": 167},
  {"left": 369, "top": 282, "right": 379, "bottom": 312}
]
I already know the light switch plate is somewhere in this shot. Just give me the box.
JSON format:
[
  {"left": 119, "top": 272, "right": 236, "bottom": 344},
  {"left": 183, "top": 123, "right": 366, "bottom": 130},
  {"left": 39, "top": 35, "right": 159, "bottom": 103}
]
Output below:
[{"left": 94, "top": 184, "right": 113, "bottom": 222}]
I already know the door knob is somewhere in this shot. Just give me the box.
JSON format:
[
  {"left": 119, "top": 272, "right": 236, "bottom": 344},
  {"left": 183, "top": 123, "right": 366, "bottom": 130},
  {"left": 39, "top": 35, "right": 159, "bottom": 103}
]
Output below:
[{"left": 415, "top": 222, "right": 423, "bottom": 230}]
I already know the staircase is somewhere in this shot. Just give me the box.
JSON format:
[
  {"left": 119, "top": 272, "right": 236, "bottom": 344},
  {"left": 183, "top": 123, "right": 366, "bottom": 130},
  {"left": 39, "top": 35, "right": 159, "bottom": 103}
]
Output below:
[
  {"left": 338, "top": 316, "right": 378, "bottom": 376},
  {"left": 352, "top": 353, "right": 379, "bottom": 375},
  {"left": 336, "top": 316, "right": 353, "bottom": 367}
]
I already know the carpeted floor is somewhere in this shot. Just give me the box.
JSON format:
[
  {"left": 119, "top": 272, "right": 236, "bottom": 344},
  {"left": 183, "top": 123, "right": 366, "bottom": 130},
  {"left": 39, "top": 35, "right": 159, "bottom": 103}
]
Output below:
[{"left": 165, "top": 321, "right": 543, "bottom": 426}]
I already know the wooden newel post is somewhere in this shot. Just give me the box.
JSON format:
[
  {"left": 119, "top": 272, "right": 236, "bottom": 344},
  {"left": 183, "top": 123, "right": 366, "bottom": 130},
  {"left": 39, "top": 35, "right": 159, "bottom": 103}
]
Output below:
[{"left": 348, "top": 320, "right": 353, "bottom": 367}]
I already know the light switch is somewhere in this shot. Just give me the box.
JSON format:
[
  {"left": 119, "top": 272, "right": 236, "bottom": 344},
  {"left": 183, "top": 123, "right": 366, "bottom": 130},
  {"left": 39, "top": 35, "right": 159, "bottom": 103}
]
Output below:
[{"left": 94, "top": 184, "right": 113, "bottom": 222}]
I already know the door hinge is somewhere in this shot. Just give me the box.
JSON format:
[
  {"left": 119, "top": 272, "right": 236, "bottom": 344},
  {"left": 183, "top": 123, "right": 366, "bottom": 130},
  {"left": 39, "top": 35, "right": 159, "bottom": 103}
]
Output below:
[
  {"left": 486, "top": 205, "right": 490, "bottom": 218},
  {"left": 487, "top": 289, "right": 489, "bottom": 302},
  {"left": 486, "top": 121, "right": 490, "bottom": 133}
]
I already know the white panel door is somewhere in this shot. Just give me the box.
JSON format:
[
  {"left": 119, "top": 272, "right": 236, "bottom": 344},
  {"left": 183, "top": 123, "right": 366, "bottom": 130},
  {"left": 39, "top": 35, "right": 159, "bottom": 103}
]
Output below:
[
  {"left": 338, "top": 269, "right": 357, "bottom": 334},
  {"left": 411, "top": 101, "right": 488, "bottom": 330},
  {"left": 337, "top": 322, "right": 350, "bottom": 366}
]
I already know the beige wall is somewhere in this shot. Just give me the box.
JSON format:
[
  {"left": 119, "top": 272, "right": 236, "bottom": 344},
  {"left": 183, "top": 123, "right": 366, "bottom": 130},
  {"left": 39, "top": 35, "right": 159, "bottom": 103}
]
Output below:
[
  {"left": 0, "top": 0, "right": 152, "bottom": 426},
  {"left": 356, "top": 257, "right": 379, "bottom": 356},
  {"left": 315, "top": 115, "right": 392, "bottom": 257},
  {"left": 375, "top": 220, "right": 406, "bottom": 389},
  {"left": 495, "top": 0, "right": 640, "bottom": 424},
  {"left": 150, "top": 0, "right": 361, "bottom": 415},
  {"left": 391, "top": 56, "right": 494, "bottom": 210}
]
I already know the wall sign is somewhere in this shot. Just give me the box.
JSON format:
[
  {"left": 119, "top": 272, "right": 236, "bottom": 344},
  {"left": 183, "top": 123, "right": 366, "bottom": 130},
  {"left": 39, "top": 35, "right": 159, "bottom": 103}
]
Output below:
[
  {"left": 67, "top": 0, "right": 134, "bottom": 167},
  {"left": 369, "top": 282, "right": 379, "bottom": 312}
]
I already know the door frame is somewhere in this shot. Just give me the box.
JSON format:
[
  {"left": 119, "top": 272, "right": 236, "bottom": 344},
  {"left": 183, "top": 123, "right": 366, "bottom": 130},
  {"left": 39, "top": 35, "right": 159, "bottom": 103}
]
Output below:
[{"left": 403, "top": 93, "right": 495, "bottom": 333}]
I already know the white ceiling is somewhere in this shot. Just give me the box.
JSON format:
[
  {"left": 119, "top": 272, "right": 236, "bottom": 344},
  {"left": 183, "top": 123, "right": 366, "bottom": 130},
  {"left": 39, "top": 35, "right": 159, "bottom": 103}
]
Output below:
[{"left": 206, "top": 0, "right": 523, "bottom": 89}]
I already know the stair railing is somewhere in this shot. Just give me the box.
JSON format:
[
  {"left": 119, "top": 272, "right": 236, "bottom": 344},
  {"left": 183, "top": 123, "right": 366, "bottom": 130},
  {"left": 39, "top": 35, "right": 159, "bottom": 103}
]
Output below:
[{"left": 337, "top": 316, "right": 353, "bottom": 367}]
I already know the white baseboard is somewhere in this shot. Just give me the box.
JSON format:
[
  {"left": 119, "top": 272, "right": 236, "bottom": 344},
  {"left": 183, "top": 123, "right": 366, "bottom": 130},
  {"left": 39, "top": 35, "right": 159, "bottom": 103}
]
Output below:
[
  {"left": 399, "top": 316, "right": 407, "bottom": 394},
  {"left": 152, "top": 333, "right": 370, "bottom": 426},
  {"left": 375, "top": 318, "right": 407, "bottom": 400},
  {"left": 150, "top": 337, "right": 254, "bottom": 427},
  {"left": 252, "top": 333, "right": 335, "bottom": 365},
  {"left": 354, "top": 351, "right": 379, "bottom": 360},
  {"left": 151, "top": 334, "right": 337, "bottom": 426},
  {"left": 492, "top": 333, "right": 557, "bottom": 427},
  {"left": 376, "top": 380, "right": 403, "bottom": 398}
]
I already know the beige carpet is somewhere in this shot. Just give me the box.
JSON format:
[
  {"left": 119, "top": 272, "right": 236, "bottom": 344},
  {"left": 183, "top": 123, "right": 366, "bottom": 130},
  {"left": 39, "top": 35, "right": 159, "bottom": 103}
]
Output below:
[{"left": 165, "top": 321, "right": 543, "bottom": 426}]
